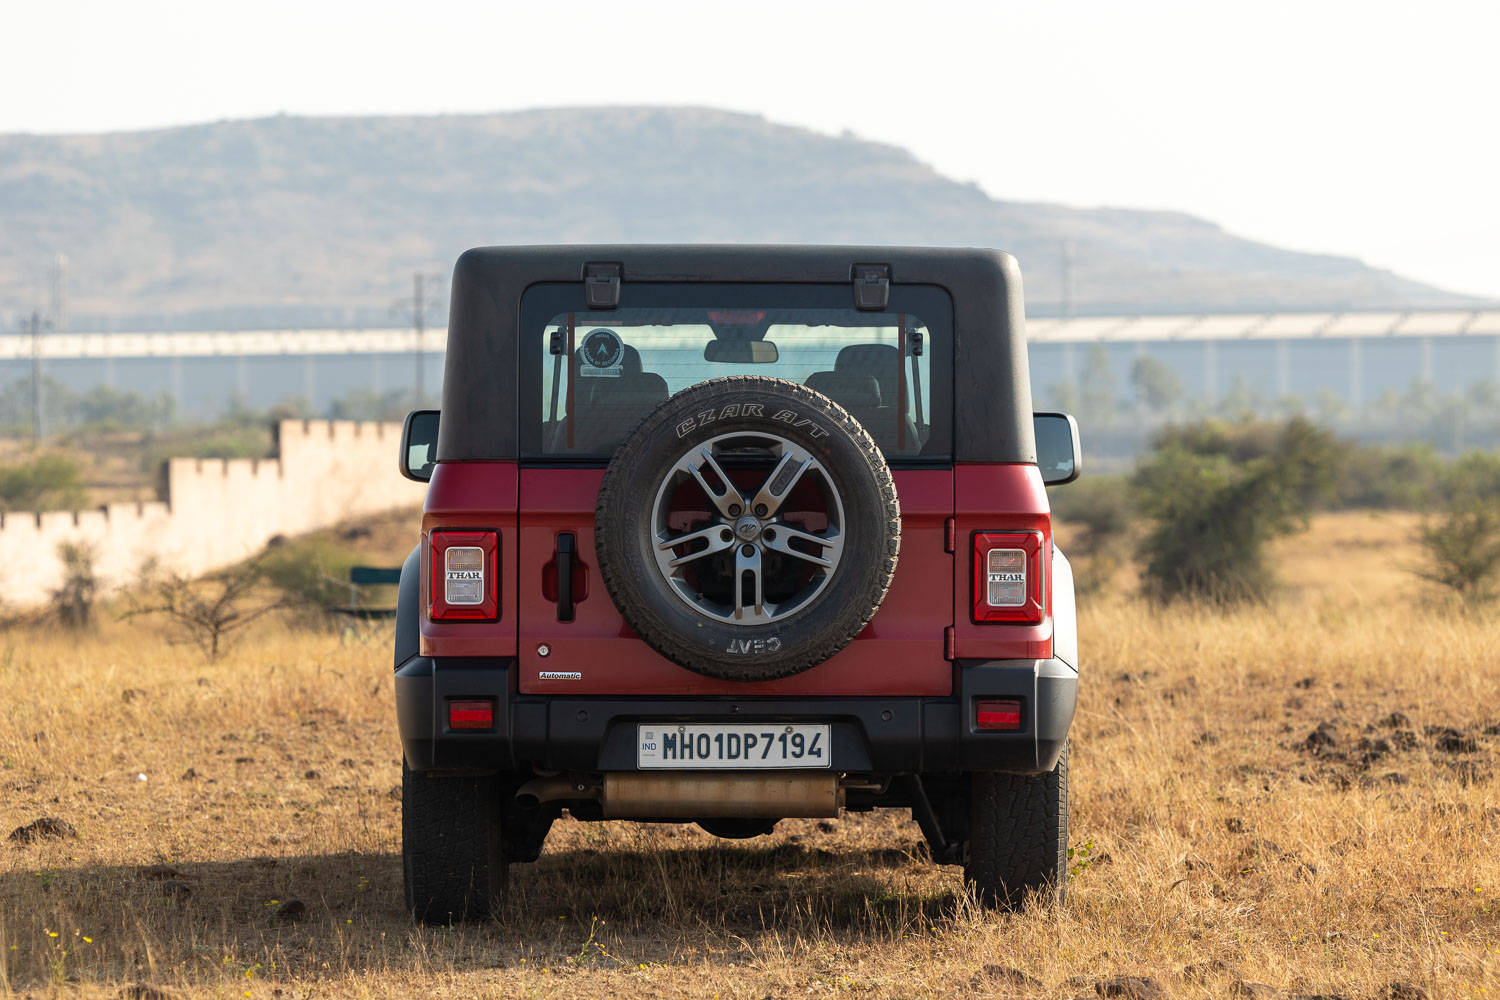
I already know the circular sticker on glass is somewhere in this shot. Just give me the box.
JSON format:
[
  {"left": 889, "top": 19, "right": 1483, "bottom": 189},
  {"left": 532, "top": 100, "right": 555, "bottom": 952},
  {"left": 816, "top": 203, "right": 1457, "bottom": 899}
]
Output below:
[{"left": 581, "top": 328, "right": 624, "bottom": 370}]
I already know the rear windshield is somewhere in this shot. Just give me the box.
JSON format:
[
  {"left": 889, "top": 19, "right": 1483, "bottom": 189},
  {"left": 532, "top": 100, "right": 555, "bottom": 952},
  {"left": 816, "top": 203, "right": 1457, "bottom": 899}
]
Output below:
[{"left": 519, "top": 283, "right": 953, "bottom": 461}]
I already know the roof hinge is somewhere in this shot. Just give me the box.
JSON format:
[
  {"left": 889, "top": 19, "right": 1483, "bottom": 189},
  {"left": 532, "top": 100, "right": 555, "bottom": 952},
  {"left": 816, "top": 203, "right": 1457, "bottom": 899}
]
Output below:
[
  {"left": 943, "top": 626, "right": 955, "bottom": 661},
  {"left": 584, "top": 262, "right": 622, "bottom": 309},
  {"left": 852, "top": 264, "right": 890, "bottom": 311}
]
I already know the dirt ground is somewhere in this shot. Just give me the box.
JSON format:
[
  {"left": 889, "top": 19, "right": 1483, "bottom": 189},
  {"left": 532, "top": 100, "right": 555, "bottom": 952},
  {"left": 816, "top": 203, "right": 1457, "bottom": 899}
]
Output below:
[{"left": 1, "top": 509, "right": 1497, "bottom": 998}]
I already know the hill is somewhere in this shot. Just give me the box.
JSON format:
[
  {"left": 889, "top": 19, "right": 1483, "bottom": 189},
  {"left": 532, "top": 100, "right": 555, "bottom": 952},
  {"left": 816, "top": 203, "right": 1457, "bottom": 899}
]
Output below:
[{"left": 0, "top": 107, "right": 1471, "bottom": 329}]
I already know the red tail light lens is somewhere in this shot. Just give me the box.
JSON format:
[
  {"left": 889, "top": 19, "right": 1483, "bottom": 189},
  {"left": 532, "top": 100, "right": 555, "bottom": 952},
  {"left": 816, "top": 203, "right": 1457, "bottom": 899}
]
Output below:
[
  {"left": 429, "top": 529, "right": 499, "bottom": 621},
  {"left": 972, "top": 531, "right": 1045, "bottom": 623},
  {"left": 975, "top": 698, "right": 1023, "bottom": 731},
  {"left": 448, "top": 698, "right": 495, "bottom": 730}
]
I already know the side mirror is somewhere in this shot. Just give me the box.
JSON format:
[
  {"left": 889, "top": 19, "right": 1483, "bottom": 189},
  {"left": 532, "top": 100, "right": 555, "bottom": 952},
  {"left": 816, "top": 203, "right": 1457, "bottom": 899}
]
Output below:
[
  {"left": 400, "top": 409, "right": 440, "bottom": 482},
  {"left": 1034, "top": 412, "right": 1082, "bottom": 486}
]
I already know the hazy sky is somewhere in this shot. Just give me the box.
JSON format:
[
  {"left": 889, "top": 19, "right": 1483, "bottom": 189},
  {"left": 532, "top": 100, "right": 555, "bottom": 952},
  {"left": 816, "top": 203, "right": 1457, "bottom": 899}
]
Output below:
[{"left": 6, "top": 0, "right": 1498, "bottom": 299}]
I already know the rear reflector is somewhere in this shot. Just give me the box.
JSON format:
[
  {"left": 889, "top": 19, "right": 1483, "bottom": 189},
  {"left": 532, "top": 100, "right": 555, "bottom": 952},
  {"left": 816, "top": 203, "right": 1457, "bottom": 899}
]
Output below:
[
  {"left": 975, "top": 698, "right": 1022, "bottom": 731},
  {"left": 448, "top": 699, "right": 495, "bottom": 731}
]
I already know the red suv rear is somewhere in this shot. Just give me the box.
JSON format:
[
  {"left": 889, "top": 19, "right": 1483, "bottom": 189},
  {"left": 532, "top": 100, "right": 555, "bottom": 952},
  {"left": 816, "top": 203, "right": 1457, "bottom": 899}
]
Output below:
[{"left": 392, "top": 246, "right": 1081, "bottom": 923}]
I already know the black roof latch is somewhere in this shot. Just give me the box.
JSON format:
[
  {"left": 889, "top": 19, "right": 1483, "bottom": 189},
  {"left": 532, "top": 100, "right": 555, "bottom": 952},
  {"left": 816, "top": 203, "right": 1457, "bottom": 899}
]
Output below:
[
  {"left": 584, "top": 262, "right": 622, "bottom": 309},
  {"left": 852, "top": 264, "right": 890, "bottom": 311}
]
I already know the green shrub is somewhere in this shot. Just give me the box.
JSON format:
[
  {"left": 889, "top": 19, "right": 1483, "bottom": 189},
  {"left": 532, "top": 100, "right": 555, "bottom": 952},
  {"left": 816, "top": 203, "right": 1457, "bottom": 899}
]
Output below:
[
  {"left": 1133, "top": 418, "right": 1338, "bottom": 603},
  {"left": 1050, "top": 475, "right": 1133, "bottom": 597},
  {"left": 1414, "top": 453, "right": 1500, "bottom": 603},
  {"left": 260, "top": 536, "right": 363, "bottom": 609},
  {"left": 1336, "top": 444, "right": 1446, "bottom": 509},
  {"left": 0, "top": 453, "right": 86, "bottom": 512},
  {"left": 1418, "top": 502, "right": 1500, "bottom": 604},
  {"left": 50, "top": 541, "right": 97, "bottom": 628}
]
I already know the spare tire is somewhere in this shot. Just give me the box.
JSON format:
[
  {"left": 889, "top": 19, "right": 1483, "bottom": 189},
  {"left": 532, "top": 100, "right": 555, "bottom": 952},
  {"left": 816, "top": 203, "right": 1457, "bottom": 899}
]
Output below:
[{"left": 596, "top": 376, "right": 900, "bottom": 682}]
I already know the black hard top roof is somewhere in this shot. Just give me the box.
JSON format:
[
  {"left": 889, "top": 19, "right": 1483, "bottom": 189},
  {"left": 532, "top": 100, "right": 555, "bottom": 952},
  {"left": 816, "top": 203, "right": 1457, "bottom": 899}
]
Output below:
[{"left": 438, "top": 245, "right": 1034, "bottom": 464}]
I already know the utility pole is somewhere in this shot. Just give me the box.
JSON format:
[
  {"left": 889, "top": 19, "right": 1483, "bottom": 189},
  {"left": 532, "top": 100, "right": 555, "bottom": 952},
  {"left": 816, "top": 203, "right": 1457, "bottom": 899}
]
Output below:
[
  {"left": 1061, "top": 240, "right": 1075, "bottom": 320},
  {"left": 393, "top": 272, "right": 442, "bottom": 408},
  {"left": 413, "top": 273, "right": 425, "bottom": 407},
  {"left": 27, "top": 310, "right": 46, "bottom": 447},
  {"left": 50, "top": 254, "right": 68, "bottom": 335}
]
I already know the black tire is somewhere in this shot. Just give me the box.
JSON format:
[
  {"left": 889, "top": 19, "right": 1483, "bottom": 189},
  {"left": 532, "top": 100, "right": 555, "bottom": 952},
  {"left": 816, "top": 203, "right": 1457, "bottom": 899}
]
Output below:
[
  {"left": 595, "top": 376, "right": 900, "bottom": 682},
  {"left": 402, "top": 762, "right": 505, "bottom": 924},
  {"left": 964, "top": 743, "right": 1069, "bottom": 909}
]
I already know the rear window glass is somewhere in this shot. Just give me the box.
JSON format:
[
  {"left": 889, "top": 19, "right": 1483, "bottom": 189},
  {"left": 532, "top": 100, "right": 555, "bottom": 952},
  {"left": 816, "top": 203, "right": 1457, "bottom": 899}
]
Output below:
[{"left": 520, "top": 284, "right": 952, "bottom": 461}]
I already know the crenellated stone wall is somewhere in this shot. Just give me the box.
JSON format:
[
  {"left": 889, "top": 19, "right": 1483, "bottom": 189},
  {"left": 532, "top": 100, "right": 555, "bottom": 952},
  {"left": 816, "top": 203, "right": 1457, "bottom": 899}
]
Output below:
[{"left": 0, "top": 420, "right": 425, "bottom": 608}]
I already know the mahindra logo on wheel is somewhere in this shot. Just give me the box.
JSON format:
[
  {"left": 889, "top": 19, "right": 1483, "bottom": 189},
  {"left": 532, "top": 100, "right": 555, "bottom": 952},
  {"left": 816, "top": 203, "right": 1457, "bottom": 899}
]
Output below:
[{"left": 675, "top": 404, "right": 827, "bottom": 439}]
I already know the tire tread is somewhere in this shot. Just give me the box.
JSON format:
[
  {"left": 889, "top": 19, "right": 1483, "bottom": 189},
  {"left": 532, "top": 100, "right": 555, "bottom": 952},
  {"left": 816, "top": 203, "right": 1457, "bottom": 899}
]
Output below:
[
  {"left": 964, "top": 743, "right": 1069, "bottom": 909},
  {"left": 402, "top": 763, "right": 504, "bottom": 924}
]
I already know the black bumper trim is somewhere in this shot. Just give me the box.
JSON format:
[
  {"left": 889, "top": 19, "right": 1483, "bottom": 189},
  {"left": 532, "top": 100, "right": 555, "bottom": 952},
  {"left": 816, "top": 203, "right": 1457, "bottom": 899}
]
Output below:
[{"left": 396, "top": 656, "right": 1077, "bottom": 775}]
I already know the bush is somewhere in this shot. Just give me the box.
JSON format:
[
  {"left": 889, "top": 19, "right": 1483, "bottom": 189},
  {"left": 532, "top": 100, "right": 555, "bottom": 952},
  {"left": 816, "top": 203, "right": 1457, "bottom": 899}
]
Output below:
[
  {"left": 260, "top": 536, "right": 363, "bottom": 609},
  {"left": 123, "top": 556, "right": 286, "bottom": 659},
  {"left": 1050, "top": 475, "right": 1132, "bottom": 597},
  {"left": 1415, "top": 456, "right": 1500, "bottom": 603},
  {"left": 50, "top": 541, "right": 97, "bottom": 628},
  {"left": 1418, "top": 502, "right": 1500, "bottom": 604},
  {"left": 1133, "top": 418, "right": 1338, "bottom": 603},
  {"left": 0, "top": 453, "right": 86, "bottom": 512},
  {"left": 1335, "top": 444, "right": 1447, "bottom": 509}
]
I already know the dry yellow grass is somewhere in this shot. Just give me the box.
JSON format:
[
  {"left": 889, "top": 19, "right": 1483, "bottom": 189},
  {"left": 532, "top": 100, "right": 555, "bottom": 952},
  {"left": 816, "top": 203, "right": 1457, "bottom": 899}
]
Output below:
[{"left": 2, "top": 511, "right": 1498, "bottom": 998}]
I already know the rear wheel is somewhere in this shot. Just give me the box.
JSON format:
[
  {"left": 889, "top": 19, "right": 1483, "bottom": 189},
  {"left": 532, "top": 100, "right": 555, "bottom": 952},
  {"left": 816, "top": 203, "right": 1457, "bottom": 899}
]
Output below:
[
  {"left": 402, "top": 762, "right": 505, "bottom": 923},
  {"left": 964, "top": 743, "right": 1069, "bottom": 909}
]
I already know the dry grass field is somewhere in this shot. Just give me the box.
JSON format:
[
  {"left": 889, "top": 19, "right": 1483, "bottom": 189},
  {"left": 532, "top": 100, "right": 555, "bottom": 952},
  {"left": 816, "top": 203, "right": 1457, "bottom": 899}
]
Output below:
[{"left": 2, "top": 509, "right": 1497, "bottom": 998}]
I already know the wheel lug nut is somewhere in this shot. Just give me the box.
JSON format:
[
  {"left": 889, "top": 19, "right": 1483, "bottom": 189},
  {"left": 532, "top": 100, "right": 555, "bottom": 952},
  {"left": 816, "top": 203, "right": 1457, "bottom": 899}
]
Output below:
[
  {"left": 754, "top": 504, "right": 769, "bottom": 517},
  {"left": 728, "top": 504, "right": 742, "bottom": 517},
  {"left": 741, "top": 544, "right": 755, "bottom": 557}
]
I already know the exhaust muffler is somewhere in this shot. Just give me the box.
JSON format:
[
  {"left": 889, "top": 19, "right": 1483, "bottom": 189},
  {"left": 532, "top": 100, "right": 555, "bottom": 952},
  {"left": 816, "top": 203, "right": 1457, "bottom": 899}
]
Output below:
[{"left": 601, "top": 772, "right": 841, "bottom": 819}]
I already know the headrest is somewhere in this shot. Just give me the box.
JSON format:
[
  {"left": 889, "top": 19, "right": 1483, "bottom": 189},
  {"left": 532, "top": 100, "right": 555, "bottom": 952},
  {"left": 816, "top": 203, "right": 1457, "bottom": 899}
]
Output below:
[
  {"left": 805, "top": 372, "right": 882, "bottom": 409},
  {"left": 835, "top": 344, "right": 900, "bottom": 375}
]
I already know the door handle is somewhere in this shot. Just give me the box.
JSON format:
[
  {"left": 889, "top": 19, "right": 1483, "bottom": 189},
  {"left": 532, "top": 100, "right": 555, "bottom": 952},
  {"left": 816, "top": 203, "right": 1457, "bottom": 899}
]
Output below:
[{"left": 555, "top": 533, "right": 575, "bottom": 622}]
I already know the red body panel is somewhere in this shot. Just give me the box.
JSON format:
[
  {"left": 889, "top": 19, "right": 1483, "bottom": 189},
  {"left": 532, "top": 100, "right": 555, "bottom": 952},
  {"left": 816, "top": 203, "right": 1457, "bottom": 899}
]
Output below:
[
  {"left": 419, "top": 462, "right": 519, "bottom": 658},
  {"left": 418, "top": 462, "right": 1051, "bottom": 683},
  {"left": 514, "top": 468, "right": 954, "bottom": 696},
  {"left": 951, "top": 464, "right": 1053, "bottom": 661}
]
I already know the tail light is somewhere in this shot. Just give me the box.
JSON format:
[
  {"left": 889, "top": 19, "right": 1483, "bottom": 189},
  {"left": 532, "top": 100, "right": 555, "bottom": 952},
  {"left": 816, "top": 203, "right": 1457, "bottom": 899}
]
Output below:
[
  {"left": 971, "top": 530, "right": 1045, "bottom": 623},
  {"left": 429, "top": 529, "right": 499, "bottom": 621}
]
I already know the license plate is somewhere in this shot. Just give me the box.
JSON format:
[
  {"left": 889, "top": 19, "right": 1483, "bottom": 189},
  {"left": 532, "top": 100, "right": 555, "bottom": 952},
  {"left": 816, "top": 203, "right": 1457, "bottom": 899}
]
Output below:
[{"left": 637, "top": 723, "right": 831, "bottom": 769}]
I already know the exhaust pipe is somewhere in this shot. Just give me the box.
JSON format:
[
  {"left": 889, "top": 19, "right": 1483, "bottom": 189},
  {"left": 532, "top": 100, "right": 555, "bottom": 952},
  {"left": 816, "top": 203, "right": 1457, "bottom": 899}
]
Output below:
[
  {"left": 514, "top": 775, "right": 599, "bottom": 808},
  {"left": 602, "top": 772, "right": 841, "bottom": 819}
]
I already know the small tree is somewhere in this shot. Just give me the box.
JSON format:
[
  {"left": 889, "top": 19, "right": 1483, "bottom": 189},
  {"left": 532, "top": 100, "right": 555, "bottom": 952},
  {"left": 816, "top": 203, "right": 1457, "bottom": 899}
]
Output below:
[
  {"left": 1078, "top": 345, "right": 1117, "bottom": 425},
  {"left": 1129, "top": 357, "right": 1183, "bottom": 416},
  {"left": 1418, "top": 503, "right": 1500, "bottom": 604},
  {"left": 50, "top": 541, "right": 97, "bottom": 628},
  {"left": 1417, "top": 454, "right": 1500, "bottom": 603},
  {"left": 1132, "top": 417, "right": 1341, "bottom": 603},
  {"left": 0, "top": 453, "right": 86, "bottom": 512},
  {"left": 124, "top": 556, "right": 285, "bottom": 659}
]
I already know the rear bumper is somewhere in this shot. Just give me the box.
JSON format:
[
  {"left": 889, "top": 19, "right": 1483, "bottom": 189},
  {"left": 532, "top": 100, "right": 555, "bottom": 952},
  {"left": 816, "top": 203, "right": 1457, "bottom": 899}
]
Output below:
[{"left": 396, "top": 656, "right": 1077, "bottom": 776}]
